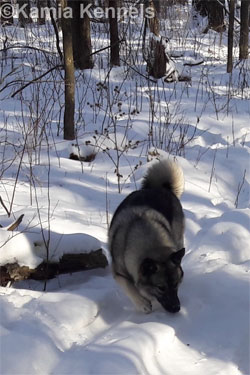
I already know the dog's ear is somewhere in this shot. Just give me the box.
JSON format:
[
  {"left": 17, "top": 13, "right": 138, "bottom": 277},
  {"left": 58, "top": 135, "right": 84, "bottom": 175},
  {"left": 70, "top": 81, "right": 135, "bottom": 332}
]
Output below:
[
  {"left": 170, "top": 248, "right": 185, "bottom": 265},
  {"left": 140, "top": 258, "right": 157, "bottom": 277}
]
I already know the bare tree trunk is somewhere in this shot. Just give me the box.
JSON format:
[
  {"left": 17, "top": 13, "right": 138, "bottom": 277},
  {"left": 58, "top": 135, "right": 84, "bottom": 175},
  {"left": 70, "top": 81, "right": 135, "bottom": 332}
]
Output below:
[
  {"left": 192, "top": 0, "right": 225, "bottom": 32},
  {"left": 60, "top": 0, "right": 75, "bottom": 140},
  {"left": 148, "top": 37, "right": 169, "bottom": 79},
  {"left": 68, "top": 0, "right": 93, "bottom": 70},
  {"left": 108, "top": 0, "right": 120, "bottom": 66},
  {"left": 153, "top": 0, "right": 160, "bottom": 14},
  {"left": 227, "top": 0, "right": 235, "bottom": 73},
  {"left": 47, "top": 0, "right": 63, "bottom": 61},
  {"left": 145, "top": 0, "right": 169, "bottom": 79},
  {"left": 192, "top": 0, "right": 207, "bottom": 17},
  {"left": 239, "top": 0, "right": 249, "bottom": 60},
  {"left": 207, "top": 0, "right": 225, "bottom": 32},
  {"left": 148, "top": 0, "right": 160, "bottom": 36},
  {"left": 144, "top": 0, "right": 179, "bottom": 81},
  {"left": 18, "top": 0, "right": 32, "bottom": 27},
  {"left": 37, "top": 0, "right": 47, "bottom": 25}
]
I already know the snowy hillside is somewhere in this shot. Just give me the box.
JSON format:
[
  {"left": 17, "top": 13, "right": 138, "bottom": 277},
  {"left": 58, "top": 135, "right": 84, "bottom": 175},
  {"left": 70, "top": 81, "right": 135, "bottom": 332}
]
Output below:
[{"left": 0, "top": 2, "right": 249, "bottom": 375}]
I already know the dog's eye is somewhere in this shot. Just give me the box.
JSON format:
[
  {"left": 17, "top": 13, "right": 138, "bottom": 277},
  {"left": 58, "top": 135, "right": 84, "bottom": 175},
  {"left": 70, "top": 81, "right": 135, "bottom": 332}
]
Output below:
[
  {"left": 157, "top": 285, "right": 166, "bottom": 292},
  {"left": 171, "top": 282, "right": 179, "bottom": 289}
]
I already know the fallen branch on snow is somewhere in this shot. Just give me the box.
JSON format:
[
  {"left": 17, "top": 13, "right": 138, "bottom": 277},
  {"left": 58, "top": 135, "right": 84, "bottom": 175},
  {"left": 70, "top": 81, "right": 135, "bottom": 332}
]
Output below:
[{"left": 0, "top": 249, "right": 108, "bottom": 286}]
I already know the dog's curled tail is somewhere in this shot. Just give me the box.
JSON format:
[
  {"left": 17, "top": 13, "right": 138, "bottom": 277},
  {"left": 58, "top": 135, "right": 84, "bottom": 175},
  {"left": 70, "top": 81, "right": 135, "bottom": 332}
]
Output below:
[{"left": 142, "top": 159, "right": 184, "bottom": 199}]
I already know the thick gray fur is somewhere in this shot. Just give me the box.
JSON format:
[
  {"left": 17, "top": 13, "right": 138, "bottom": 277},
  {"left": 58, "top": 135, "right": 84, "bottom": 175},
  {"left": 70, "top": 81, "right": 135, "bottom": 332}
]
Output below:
[{"left": 108, "top": 159, "right": 185, "bottom": 313}]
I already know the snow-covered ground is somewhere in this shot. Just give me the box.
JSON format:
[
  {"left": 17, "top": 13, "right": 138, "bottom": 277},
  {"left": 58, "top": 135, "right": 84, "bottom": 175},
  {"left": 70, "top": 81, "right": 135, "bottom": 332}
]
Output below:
[{"left": 0, "top": 3, "right": 249, "bottom": 375}]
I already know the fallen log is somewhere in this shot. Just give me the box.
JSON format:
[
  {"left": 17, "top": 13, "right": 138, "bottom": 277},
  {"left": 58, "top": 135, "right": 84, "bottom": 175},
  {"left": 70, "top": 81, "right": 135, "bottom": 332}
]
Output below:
[{"left": 0, "top": 249, "right": 108, "bottom": 286}]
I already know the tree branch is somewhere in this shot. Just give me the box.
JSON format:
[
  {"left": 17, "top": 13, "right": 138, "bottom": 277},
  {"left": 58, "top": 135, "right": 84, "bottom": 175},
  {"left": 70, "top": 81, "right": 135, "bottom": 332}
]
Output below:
[{"left": 11, "top": 65, "right": 63, "bottom": 98}]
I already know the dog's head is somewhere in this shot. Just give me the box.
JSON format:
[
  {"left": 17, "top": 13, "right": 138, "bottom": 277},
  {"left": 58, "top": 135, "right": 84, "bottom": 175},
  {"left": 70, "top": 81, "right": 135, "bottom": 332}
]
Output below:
[{"left": 138, "top": 248, "right": 185, "bottom": 313}]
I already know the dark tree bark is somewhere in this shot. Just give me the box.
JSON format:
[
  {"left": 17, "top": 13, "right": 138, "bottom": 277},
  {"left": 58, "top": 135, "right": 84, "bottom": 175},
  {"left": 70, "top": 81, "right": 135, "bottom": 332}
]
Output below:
[
  {"left": 145, "top": 0, "right": 173, "bottom": 80},
  {"left": 61, "top": 0, "right": 75, "bottom": 140},
  {"left": 192, "top": 0, "right": 225, "bottom": 32},
  {"left": 148, "top": 0, "right": 160, "bottom": 36},
  {"left": 239, "top": 0, "right": 249, "bottom": 60},
  {"left": 192, "top": 0, "right": 207, "bottom": 17},
  {"left": 108, "top": 0, "right": 120, "bottom": 66},
  {"left": 148, "top": 37, "right": 169, "bottom": 79},
  {"left": 17, "top": 0, "right": 32, "bottom": 27},
  {"left": 227, "top": 0, "right": 235, "bottom": 73},
  {"left": 153, "top": 0, "right": 161, "bottom": 14},
  {"left": 47, "top": 0, "right": 63, "bottom": 61},
  {"left": 37, "top": 0, "right": 47, "bottom": 25},
  {"left": 68, "top": 0, "right": 93, "bottom": 70}
]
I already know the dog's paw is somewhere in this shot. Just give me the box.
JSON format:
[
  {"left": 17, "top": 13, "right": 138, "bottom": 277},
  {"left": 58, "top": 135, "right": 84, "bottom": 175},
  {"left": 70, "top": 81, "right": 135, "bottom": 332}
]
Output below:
[{"left": 135, "top": 297, "right": 152, "bottom": 314}]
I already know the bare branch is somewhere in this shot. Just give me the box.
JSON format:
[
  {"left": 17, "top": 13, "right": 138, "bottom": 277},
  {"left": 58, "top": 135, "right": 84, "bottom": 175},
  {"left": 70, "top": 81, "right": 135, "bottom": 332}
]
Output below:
[
  {"left": 11, "top": 65, "right": 63, "bottom": 98},
  {"left": 0, "top": 196, "right": 10, "bottom": 217}
]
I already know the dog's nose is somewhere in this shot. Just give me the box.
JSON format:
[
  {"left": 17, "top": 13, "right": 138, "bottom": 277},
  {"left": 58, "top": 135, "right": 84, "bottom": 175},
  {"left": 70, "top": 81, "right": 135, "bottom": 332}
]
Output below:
[{"left": 169, "top": 304, "right": 180, "bottom": 313}]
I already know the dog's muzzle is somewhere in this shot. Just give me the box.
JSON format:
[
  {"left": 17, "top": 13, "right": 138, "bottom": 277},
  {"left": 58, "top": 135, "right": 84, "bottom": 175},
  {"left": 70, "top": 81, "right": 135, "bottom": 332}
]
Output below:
[{"left": 157, "top": 291, "right": 181, "bottom": 313}]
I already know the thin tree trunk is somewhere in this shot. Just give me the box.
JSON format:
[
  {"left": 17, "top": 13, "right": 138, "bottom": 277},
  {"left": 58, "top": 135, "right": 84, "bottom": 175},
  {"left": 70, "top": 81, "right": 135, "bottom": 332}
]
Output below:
[
  {"left": 79, "top": 0, "right": 93, "bottom": 69},
  {"left": 48, "top": 0, "right": 63, "bottom": 61},
  {"left": 60, "top": 0, "right": 75, "bottom": 140},
  {"left": 108, "top": 0, "right": 120, "bottom": 66},
  {"left": 68, "top": 0, "right": 93, "bottom": 70},
  {"left": 37, "top": 0, "right": 47, "bottom": 25},
  {"left": 18, "top": 0, "right": 32, "bottom": 27},
  {"left": 239, "top": 0, "right": 249, "bottom": 60},
  {"left": 146, "top": 0, "right": 170, "bottom": 79},
  {"left": 148, "top": 0, "right": 160, "bottom": 36},
  {"left": 227, "top": 0, "right": 235, "bottom": 73}
]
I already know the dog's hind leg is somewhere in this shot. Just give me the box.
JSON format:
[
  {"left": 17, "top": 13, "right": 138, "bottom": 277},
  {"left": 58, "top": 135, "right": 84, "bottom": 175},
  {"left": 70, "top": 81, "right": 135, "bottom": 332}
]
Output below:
[{"left": 113, "top": 272, "right": 152, "bottom": 314}]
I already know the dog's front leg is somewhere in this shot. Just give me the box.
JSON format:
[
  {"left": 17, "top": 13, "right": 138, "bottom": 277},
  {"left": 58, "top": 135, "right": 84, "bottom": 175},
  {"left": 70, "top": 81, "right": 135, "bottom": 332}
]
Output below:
[{"left": 113, "top": 272, "right": 152, "bottom": 313}]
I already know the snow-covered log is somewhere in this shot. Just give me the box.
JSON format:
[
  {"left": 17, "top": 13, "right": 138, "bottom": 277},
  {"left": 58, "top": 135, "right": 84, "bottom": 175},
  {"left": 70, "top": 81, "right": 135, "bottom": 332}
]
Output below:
[
  {"left": 0, "top": 249, "right": 108, "bottom": 286},
  {"left": 0, "top": 221, "right": 108, "bottom": 286}
]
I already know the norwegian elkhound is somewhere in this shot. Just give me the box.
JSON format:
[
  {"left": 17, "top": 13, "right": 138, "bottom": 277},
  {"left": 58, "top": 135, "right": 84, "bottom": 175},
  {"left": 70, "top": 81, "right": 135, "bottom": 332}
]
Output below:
[{"left": 108, "top": 158, "right": 185, "bottom": 314}]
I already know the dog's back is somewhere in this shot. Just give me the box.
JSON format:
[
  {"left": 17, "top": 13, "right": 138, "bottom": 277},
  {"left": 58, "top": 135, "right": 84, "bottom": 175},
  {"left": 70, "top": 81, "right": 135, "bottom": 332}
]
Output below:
[{"left": 109, "top": 159, "right": 185, "bottom": 255}]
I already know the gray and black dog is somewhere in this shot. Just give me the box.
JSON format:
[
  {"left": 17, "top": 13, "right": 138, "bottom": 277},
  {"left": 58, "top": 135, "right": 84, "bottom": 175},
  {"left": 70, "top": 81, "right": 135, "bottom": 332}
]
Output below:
[{"left": 108, "top": 159, "right": 185, "bottom": 314}]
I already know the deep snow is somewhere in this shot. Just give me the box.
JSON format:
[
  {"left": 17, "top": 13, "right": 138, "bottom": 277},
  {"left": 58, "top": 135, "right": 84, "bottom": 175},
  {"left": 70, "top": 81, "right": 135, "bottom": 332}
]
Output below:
[{"left": 0, "top": 3, "right": 250, "bottom": 375}]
